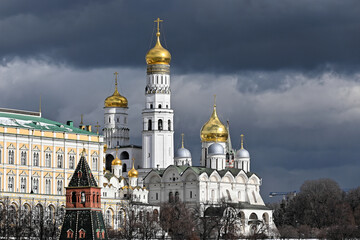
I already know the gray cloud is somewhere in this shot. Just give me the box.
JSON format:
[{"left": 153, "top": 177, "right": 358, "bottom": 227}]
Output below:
[{"left": 0, "top": 0, "right": 360, "bottom": 73}]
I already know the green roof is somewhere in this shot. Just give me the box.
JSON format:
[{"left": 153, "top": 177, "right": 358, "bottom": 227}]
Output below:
[{"left": 0, "top": 111, "right": 97, "bottom": 135}]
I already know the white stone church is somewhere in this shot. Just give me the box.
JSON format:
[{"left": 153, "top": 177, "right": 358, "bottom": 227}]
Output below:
[{"left": 101, "top": 19, "right": 278, "bottom": 236}]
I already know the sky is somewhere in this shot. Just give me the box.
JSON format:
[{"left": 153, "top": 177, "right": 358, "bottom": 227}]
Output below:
[{"left": 1, "top": 0, "right": 360, "bottom": 202}]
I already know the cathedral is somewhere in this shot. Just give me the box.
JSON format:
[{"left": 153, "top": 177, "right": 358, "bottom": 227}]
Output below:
[
  {"left": 103, "top": 18, "right": 278, "bottom": 236},
  {"left": 0, "top": 18, "right": 277, "bottom": 237}
]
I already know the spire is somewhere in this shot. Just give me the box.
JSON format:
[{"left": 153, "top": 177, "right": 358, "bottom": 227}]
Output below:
[
  {"left": 39, "top": 95, "right": 41, "bottom": 114},
  {"left": 226, "top": 120, "right": 233, "bottom": 153},
  {"left": 68, "top": 151, "right": 98, "bottom": 188},
  {"left": 95, "top": 121, "right": 100, "bottom": 135},
  {"left": 241, "top": 134, "right": 244, "bottom": 149},
  {"left": 181, "top": 133, "right": 184, "bottom": 148}
]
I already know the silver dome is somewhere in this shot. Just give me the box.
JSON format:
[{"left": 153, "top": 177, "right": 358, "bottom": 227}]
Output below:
[
  {"left": 175, "top": 147, "right": 192, "bottom": 158},
  {"left": 208, "top": 143, "right": 224, "bottom": 155},
  {"left": 235, "top": 148, "right": 250, "bottom": 158}
]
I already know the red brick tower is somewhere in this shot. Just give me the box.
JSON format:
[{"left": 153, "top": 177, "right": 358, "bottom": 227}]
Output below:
[{"left": 59, "top": 150, "right": 108, "bottom": 239}]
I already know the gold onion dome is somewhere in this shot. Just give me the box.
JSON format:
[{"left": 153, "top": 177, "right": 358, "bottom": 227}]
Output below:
[
  {"left": 128, "top": 159, "right": 138, "bottom": 178},
  {"left": 200, "top": 100, "right": 228, "bottom": 142},
  {"left": 111, "top": 157, "right": 122, "bottom": 166},
  {"left": 104, "top": 72, "right": 128, "bottom": 108},
  {"left": 145, "top": 18, "right": 171, "bottom": 65}
]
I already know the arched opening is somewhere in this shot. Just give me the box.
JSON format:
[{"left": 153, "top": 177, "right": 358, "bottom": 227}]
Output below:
[
  {"left": 120, "top": 151, "right": 129, "bottom": 160},
  {"left": 122, "top": 163, "right": 127, "bottom": 172},
  {"left": 262, "top": 212, "right": 269, "bottom": 225},
  {"left": 175, "top": 191, "right": 180, "bottom": 202},
  {"left": 150, "top": 104, "right": 153, "bottom": 109},
  {"left": 249, "top": 212, "right": 259, "bottom": 233},
  {"left": 153, "top": 209, "right": 159, "bottom": 221},
  {"left": 169, "top": 192, "right": 174, "bottom": 203},
  {"left": 105, "top": 154, "right": 114, "bottom": 171},
  {"left": 72, "top": 192, "right": 77, "bottom": 203},
  {"left": 158, "top": 119, "right": 163, "bottom": 130},
  {"left": 158, "top": 104, "right": 162, "bottom": 109},
  {"left": 148, "top": 119, "right": 152, "bottom": 131}
]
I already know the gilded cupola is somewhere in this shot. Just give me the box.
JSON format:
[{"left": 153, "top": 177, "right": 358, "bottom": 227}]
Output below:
[
  {"left": 104, "top": 72, "right": 128, "bottom": 108},
  {"left": 200, "top": 96, "right": 228, "bottom": 142},
  {"left": 145, "top": 18, "right": 171, "bottom": 65},
  {"left": 128, "top": 158, "right": 138, "bottom": 178},
  {"left": 111, "top": 148, "right": 122, "bottom": 166}
]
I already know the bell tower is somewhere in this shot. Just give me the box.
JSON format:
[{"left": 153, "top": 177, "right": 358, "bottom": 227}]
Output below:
[{"left": 142, "top": 18, "right": 174, "bottom": 169}]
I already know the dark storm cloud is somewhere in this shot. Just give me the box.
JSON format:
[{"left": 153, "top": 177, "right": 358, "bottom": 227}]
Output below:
[{"left": 0, "top": 0, "right": 360, "bottom": 73}]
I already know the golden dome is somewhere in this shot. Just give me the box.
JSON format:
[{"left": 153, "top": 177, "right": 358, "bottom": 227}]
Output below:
[
  {"left": 128, "top": 158, "right": 138, "bottom": 178},
  {"left": 112, "top": 157, "right": 122, "bottom": 166},
  {"left": 145, "top": 18, "right": 171, "bottom": 65},
  {"left": 104, "top": 73, "right": 128, "bottom": 108},
  {"left": 200, "top": 103, "right": 228, "bottom": 142}
]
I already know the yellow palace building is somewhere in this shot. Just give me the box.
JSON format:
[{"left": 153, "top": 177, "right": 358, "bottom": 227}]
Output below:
[{"left": 0, "top": 107, "right": 104, "bottom": 213}]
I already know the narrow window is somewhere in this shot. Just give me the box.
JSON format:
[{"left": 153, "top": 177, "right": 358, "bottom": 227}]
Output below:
[
  {"left": 57, "top": 154, "right": 63, "bottom": 168},
  {"left": 156, "top": 192, "right": 158, "bottom": 200},
  {"left": 158, "top": 104, "right": 162, "bottom": 109},
  {"left": 150, "top": 104, "right": 153, "bottom": 109},
  {"left": 21, "top": 151, "right": 27, "bottom": 165},
  {"left": 168, "top": 120, "right": 171, "bottom": 131},
  {"left": 190, "top": 191, "right": 192, "bottom": 198},
  {"left": 20, "top": 177, "right": 26, "bottom": 193},
  {"left": 148, "top": 119, "right": 152, "bottom": 131},
  {"left": 158, "top": 119, "right": 163, "bottom": 130},
  {"left": 57, "top": 180, "right": 63, "bottom": 195}
]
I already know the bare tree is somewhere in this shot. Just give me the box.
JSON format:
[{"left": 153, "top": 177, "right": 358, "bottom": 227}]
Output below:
[{"left": 160, "top": 201, "right": 197, "bottom": 240}]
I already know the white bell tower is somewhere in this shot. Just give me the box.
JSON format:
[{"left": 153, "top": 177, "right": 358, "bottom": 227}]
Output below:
[{"left": 142, "top": 18, "right": 174, "bottom": 169}]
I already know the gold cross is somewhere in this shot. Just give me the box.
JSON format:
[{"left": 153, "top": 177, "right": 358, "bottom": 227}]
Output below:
[
  {"left": 154, "top": 18, "right": 163, "bottom": 34},
  {"left": 181, "top": 133, "right": 184, "bottom": 148},
  {"left": 114, "top": 72, "right": 119, "bottom": 86},
  {"left": 240, "top": 134, "right": 244, "bottom": 149},
  {"left": 95, "top": 121, "right": 100, "bottom": 135},
  {"left": 115, "top": 147, "right": 118, "bottom": 158}
]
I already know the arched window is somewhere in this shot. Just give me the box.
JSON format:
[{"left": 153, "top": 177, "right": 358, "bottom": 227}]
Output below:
[
  {"left": 72, "top": 192, "right": 77, "bottom": 203},
  {"left": 57, "top": 180, "right": 63, "bottom": 195},
  {"left": 166, "top": 105, "right": 169, "bottom": 108},
  {"left": 45, "top": 179, "right": 51, "bottom": 194},
  {"left": 175, "top": 191, "right": 180, "bottom": 202},
  {"left": 105, "top": 210, "right": 112, "bottom": 227},
  {"left": 79, "top": 229, "right": 86, "bottom": 239},
  {"left": 148, "top": 119, "right": 152, "bottom": 131},
  {"left": 20, "top": 177, "right": 26, "bottom": 193},
  {"left": 158, "top": 119, "right": 163, "bottom": 130},
  {"left": 8, "top": 150, "right": 14, "bottom": 164},
  {"left": 81, "top": 192, "right": 86, "bottom": 203},
  {"left": 158, "top": 104, "right": 162, "bottom": 109},
  {"left": 122, "top": 163, "right": 127, "bottom": 172},
  {"left": 57, "top": 154, "right": 63, "bottom": 168},
  {"left": 45, "top": 153, "right": 51, "bottom": 167},
  {"left": 33, "top": 178, "right": 39, "bottom": 193},
  {"left": 92, "top": 157, "right": 98, "bottom": 171},
  {"left": 8, "top": 176, "right": 14, "bottom": 192},
  {"left": 69, "top": 155, "right": 75, "bottom": 169},
  {"left": 168, "top": 120, "right": 171, "bottom": 131},
  {"left": 33, "top": 152, "right": 39, "bottom": 166},
  {"left": 153, "top": 209, "right": 159, "bottom": 221},
  {"left": 120, "top": 151, "right": 129, "bottom": 160},
  {"left": 150, "top": 104, "right": 153, "bottom": 109},
  {"left": 169, "top": 192, "right": 174, "bottom": 203},
  {"left": 21, "top": 151, "right": 27, "bottom": 165},
  {"left": 211, "top": 189, "right": 215, "bottom": 201},
  {"left": 109, "top": 117, "right": 111, "bottom": 123}
]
